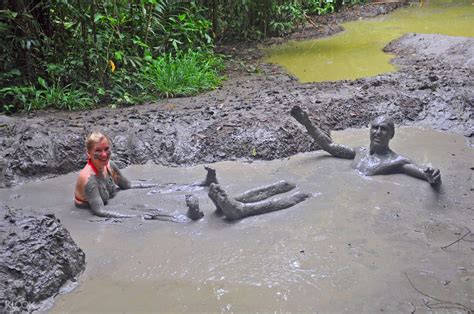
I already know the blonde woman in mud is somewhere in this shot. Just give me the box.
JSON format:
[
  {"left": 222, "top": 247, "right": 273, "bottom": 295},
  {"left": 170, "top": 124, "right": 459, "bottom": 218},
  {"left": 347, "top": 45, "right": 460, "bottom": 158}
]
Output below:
[{"left": 74, "top": 131, "right": 215, "bottom": 219}]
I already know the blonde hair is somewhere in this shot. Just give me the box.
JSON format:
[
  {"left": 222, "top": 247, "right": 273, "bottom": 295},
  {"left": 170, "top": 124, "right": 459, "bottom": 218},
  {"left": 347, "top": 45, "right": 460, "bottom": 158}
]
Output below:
[{"left": 85, "top": 131, "right": 111, "bottom": 152}]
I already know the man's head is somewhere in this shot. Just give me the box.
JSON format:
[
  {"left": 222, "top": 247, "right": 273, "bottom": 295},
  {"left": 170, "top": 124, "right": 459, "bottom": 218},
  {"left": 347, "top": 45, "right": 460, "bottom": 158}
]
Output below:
[{"left": 369, "top": 116, "right": 395, "bottom": 153}]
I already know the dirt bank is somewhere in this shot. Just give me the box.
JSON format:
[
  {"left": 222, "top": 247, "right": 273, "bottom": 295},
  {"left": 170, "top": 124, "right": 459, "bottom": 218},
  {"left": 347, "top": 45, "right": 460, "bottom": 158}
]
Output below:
[
  {"left": 0, "top": 206, "right": 85, "bottom": 312},
  {"left": 0, "top": 3, "right": 472, "bottom": 188}
]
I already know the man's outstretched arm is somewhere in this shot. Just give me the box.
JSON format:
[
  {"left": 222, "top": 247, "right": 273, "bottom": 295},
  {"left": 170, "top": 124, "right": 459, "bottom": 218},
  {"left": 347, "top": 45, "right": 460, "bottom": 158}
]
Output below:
[
  {"left": 290, "top": 106, "right": 356, "bottom": 159},
  {"left": 401, "top": 163, "right": 441, "bottom": 185}
]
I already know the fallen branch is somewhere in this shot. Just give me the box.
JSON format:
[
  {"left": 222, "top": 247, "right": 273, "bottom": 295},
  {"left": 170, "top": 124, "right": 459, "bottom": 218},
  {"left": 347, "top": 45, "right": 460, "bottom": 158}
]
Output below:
[
  {"left": 304, "top": 12, "right": 319, "bottom": 29},
  {"left": 441, "top": 227, "right": 472, "bottom": 250},
  {"left": 404, "top": 273, "right": 472, "bottom": 313}
]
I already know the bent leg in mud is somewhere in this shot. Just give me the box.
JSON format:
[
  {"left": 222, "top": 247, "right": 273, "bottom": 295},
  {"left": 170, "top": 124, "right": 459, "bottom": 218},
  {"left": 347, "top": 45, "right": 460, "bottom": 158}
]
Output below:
[
  {"left": 211, "top": 180, "right": 297, "bottom": 214},
  {"left": 208, "top": 183, "right": 310, "bottom": 221},
  {"left": 234, "top": 180, "right": 296, "bottom": 203}
]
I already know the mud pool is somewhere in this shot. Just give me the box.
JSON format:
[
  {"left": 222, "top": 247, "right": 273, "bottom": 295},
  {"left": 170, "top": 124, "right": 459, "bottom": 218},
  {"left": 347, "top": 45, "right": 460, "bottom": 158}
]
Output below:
[
  {"left": 1, "top": 127, "right": 472, "bottom": 312},
  {"left": 265, "top": 0, "right": 474, "bottom": 82}
]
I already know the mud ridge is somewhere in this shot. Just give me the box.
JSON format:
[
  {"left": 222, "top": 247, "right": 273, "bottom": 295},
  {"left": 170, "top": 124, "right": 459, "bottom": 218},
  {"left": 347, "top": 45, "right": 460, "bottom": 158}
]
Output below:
[{"left": 0, "top": 206, "right": 86, "bottom": 312}]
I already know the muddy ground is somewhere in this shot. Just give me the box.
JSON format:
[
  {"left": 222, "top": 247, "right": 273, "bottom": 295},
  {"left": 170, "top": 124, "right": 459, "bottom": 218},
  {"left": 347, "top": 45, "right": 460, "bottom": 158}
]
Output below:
[
  {"left": 0, "top": 2, "right": 472, "bottom": 188},
  {"left": 0, "top": 206, "right": 86, "bottom": 312}
]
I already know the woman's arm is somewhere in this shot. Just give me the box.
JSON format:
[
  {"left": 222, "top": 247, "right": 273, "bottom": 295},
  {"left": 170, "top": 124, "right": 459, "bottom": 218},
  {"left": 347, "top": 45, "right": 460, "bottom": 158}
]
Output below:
[
  {"left": 291, "top": 106, "right": 355, "bottom": 159},
  {"left": 84, "top": 175, "right": 135, "bottom": 218},
  {"left": 109, "top": 161, "right": 164, "bottom": 190}
]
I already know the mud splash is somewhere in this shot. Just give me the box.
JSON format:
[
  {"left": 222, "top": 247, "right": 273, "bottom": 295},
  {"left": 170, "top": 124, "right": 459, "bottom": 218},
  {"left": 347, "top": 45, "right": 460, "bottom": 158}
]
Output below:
[
  {"left": 264, "top": 1, "right": 474, "bottom": 82},
  {"left": 1, "top": 127, "right": 472, "bottom": 312}
]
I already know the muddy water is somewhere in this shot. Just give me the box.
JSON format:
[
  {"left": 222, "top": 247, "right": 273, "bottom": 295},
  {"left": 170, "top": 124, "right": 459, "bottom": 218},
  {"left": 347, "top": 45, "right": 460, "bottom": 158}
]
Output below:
[
  {"left": 264, "top": 1, "right": 474, "bottom": 82},
  {"left": 1, "top": 127, "right": 473, "bottom": 312}
]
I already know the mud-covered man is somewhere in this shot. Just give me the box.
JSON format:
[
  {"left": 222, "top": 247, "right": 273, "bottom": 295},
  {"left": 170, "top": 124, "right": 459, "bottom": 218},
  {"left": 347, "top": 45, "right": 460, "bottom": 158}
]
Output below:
[{"left": 291, "top": 106, "right": 441, "bottom": 185}]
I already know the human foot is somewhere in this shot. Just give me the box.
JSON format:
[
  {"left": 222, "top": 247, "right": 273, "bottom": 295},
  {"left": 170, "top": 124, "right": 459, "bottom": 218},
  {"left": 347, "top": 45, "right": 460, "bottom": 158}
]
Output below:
[
  {"left": 209, "top": 183, "right": 244, "bottom": 220},
  {"left": 185, "top": 194, "right": 204, "bottom": 220},
  {"left": 213, "top": 185, "right": 244, "bottom": 221},
  {"left": 199, "top": 166, "right": 218, "bottom": 186},
  {"left": 208, "top": 183, "right": 223, "bottom": 214}
]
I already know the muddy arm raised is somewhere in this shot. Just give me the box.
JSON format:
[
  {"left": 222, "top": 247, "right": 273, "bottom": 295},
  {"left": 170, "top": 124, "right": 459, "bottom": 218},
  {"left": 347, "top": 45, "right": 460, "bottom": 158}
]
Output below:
[{"left": 290, "top": 106, "right": 355, "bottom": 159}]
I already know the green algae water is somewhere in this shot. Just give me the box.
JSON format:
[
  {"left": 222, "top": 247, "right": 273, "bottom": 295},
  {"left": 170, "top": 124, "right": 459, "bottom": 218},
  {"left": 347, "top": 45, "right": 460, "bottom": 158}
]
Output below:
[{"left": 264, "top": 1, "right": 474, "bottom": 83}]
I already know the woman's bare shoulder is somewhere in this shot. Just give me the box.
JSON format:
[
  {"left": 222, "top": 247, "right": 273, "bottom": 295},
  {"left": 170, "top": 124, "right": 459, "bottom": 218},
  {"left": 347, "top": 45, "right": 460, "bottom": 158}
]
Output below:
[{"left": 77, "top": 165, "right": 95, "bottom": 184}]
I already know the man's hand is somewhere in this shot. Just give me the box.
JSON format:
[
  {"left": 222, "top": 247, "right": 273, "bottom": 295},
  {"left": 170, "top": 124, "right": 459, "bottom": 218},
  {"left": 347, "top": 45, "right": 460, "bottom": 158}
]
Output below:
[
  {"left": 424, "top": 167, "right": 441, "bottom": 185},
  {"left": 290, "top": 106, "right": 310, "bottom": 125}
]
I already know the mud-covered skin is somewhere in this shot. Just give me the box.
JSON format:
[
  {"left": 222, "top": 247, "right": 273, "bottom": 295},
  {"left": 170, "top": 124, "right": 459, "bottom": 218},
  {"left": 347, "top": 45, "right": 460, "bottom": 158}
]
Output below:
[
  {"left": 83, "top": 174, "right": 133, "bottom": 218},
  {"left": 185, "top": 194, "right": 204, "bottom": 220},
  {"left": 291, "top": 106, "right": 356, "bottom": 159},
  {"left": 291, "top": 106, "right": 441, "bottom": 184},
  {"left": 197, "top": 166, "right": 218, "bottom": 187},
  {"left": 141, "top": 209, "right": 190, "bottom": 223},
  {"left": 108, "top": 161, "right": 154, "bottom": 189},
  {"left": 210, "top": 180, "right": 297, "bottom": 214},
  {"left": 352, "top": 146, "right": 410, "bottom": 176},
  {"left": 208, "top": 183, "right": 310, "bottom": 220},
  {"left": 110, "top": 161, "right": 167, "bottom": 189},
  {"left": 234, "top": 180, "right": 296, "bottom": 203}
]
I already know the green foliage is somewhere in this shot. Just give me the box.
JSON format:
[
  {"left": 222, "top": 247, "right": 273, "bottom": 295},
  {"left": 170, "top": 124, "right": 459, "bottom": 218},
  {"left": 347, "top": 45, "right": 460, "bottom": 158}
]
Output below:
[
  {"left": 0, "top": 78, "right": 94, "bottom": 112},
  {"left": 201, "top": 0, "right": 357, "bottom": 41},
  {"left": 0, "top": 0, "right": 222, "bottom": 113},
  {"left": 303, "top": 0, "right": 335, "bottom": 15},
  {"left": 0, "top": 0, "right": 366, "bottom": 113},
  {"left": 163, "top": 4, "right": 214, "bottom": 53},
  {"left": 142, "top": 51, "right": 224, "bottom": 98},
  {"left": 270, "top": 2, "right": 305, "bottom": 36}
]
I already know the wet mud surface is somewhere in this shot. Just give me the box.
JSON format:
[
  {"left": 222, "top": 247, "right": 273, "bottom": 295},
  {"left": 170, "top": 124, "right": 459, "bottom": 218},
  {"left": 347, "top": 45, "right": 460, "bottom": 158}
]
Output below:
[{"left": 1, "top": 127, "right": 472, "bottom": 312}]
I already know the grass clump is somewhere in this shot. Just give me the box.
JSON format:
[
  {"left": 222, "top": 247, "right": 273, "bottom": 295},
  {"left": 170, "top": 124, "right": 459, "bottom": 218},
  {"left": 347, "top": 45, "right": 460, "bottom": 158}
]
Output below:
[{"left": 142, "top": 51, "right": 224, "bottom": 98}]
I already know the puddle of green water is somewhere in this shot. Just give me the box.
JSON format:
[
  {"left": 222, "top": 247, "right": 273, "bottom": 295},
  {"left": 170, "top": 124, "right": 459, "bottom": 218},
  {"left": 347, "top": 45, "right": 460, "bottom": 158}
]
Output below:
[{"left": 264, "top": 1, "right": 474, "bottom": 83}]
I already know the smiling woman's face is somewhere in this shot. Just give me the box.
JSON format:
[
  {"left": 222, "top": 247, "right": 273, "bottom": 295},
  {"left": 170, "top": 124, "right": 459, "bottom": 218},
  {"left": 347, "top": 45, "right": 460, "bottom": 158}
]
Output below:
[{"left": 88, "top": 137, "right": 111, "bottom": 168}]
